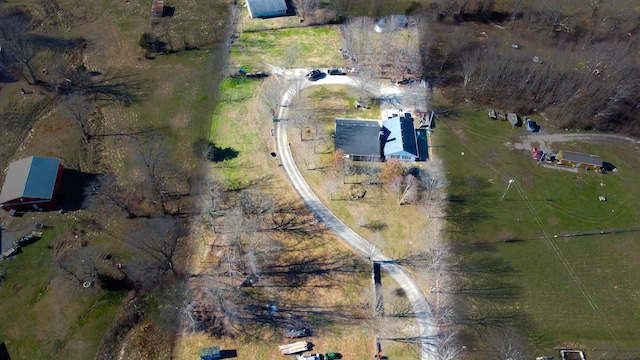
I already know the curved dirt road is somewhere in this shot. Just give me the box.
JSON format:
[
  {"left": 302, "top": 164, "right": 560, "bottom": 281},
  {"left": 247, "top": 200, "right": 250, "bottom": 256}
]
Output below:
[{"left": 272, "top": 68, "right": 437, "bottom": 360}]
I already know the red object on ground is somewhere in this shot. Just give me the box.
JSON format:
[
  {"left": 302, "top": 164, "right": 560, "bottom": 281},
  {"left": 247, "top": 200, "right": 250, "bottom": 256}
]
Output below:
[{"left": 532, "top": 148, "right": 543, "bottom": 161}]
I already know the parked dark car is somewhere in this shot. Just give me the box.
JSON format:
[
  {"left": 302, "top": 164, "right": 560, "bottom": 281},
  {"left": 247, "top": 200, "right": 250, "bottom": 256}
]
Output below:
[
  {"left": 285, "top": 328, "right": 312, "bottom": 338},
  {"left": 327, "top": 68, "right": 345, "bottom": 75},
  {"left": 306, "top": 69, "right": 323, "bottom": 81},
  {"left": 525, "top": 117, "right": 540, "bottom": 132}
]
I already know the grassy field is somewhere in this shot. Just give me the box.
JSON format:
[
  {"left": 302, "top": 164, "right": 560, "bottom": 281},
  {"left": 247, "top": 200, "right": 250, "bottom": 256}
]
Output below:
[
  {"left": 431, "top": 105, "right": 640, "bottom": 357},
  {"left": 0, "top": 0, "right": 231, "bottom": 358},
  {"left": 234, "top": 22, "right": 345, "bottom": 70},
  {"left": 434, "top": 107, "right": 640, "bottom": 242},
  {"left": 0, "top": 213, "right": 124, "bottom": 359}
]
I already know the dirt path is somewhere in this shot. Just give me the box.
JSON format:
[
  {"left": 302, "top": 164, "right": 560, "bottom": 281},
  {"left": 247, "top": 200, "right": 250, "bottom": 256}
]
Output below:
[{"left": 273, "top": 67, "right": 439, "bottom": 360}]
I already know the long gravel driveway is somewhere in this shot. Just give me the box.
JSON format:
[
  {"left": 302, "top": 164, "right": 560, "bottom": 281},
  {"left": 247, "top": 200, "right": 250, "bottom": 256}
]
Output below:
[{"left": 271, "top": 68, "right": 438, "bottom": 360}]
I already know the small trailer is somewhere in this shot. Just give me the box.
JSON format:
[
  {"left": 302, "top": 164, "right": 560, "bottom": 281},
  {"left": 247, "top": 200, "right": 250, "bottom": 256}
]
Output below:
[
  {"left": 1, "top": 246, "right": 20, "bottom": 260},
  {"left": 560, "top": 349, "right": 585, "bottom": 360},
  {"left": 13, "top": 231, "right": 42, "bottom": 247},
  {"left": 199, "top": 346, "right": 220, "bottom": 360}
]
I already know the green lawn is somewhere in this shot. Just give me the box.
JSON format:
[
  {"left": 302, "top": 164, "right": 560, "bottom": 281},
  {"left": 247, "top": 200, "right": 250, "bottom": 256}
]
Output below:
[
  {"left": 432, "top": 106, "right": 640, "bottom": 356},
  {"left": 0, "top": 217, "right": 123, "bottom": 359},
  {"left": 234, "top": 25, "right": 344, "bottom": 69},
  {"left": 434, "top": 107, "right": 640, "bottom": 242}
]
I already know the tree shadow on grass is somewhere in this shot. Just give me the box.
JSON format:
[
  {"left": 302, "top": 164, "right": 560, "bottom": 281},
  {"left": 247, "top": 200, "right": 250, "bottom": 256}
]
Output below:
[
  {"left": 268, "top": 201, "right": 327, "bottom": 236},
  {"left": 444, "top": 175, "right": 494, "bottom": 237},
  {"left": 445, "top": 245, "right": 521, "bottom": 302},
  {"left": 261, "top": 251, "right": 368, "bottom": 290},
  {"left": 57, "top": 169, "right": 99, "bottom": 212},
  {"left": 0, "top": 341, "right": 10, "bottom": 360},
  {"left": 195, "top": 140, "right": 240, "bottom": 163},
  {"left": 445, "top": 245, "right": 534, "bottom": 348},
  {"left": 237, "top": 297, "right": 366, "bottom": 339},
  {"left": 211, "top": 147, "right": 240, "bottom": 162}
]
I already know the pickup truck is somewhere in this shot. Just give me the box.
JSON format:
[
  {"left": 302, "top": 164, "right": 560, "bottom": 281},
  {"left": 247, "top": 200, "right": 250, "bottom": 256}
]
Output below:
[
  {"left": 294, "top": 354, "right": 322, "bottom": 360},
  {"left": 285, "top": 328, "right": 312, "bottom": 338}
]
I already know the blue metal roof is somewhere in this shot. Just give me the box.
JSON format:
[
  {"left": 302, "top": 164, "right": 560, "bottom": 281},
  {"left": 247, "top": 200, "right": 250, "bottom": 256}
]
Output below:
[
  {"left": 0, "top": 156, "right": 61, "bottom": 203},
  {"left": 382, "top": 113, "right": 418, "bottom": 157}
]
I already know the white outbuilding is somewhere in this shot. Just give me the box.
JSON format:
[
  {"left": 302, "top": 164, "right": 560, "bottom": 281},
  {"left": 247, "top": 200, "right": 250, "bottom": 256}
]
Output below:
[{"left": 245, "top": 0, "right": 287, "bottom": 19}]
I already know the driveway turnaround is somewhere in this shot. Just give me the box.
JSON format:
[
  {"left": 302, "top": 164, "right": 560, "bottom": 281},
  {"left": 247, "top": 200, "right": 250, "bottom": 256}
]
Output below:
[{"left": 272, "top": 67, "right": 438, "bottom": 360}]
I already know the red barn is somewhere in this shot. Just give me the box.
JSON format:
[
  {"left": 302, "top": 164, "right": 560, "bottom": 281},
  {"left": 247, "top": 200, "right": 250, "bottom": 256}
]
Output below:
[{"left": 0, "top": 156, "right": 64, "bottom": 212}]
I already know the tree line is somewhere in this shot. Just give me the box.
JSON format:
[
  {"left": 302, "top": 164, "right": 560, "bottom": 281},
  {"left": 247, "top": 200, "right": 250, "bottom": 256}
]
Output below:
[
  {"left": 417, "top": 0, "right": 640, "bottom": 136},
  {"left": 284, "top": 0, "right": 639, "bottom": 136}
]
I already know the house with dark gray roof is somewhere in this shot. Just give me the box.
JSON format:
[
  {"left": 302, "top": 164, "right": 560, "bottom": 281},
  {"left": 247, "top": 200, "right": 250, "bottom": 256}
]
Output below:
[
  {"left": 334, "top": 119, "right": 384, "bottom": 162},
  {"left": 0, "top": 156, "right": 64, "bottom": 211},
  {"left": 245, "top": 0, "right": 288, "bottom": 18},
  {"left": 334, "top": 112, "right": 424, "bottom": 162}
]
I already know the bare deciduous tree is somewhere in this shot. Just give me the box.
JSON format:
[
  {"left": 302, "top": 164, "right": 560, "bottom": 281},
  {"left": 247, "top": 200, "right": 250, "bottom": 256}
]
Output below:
[
  {"left": 56, "top": 246, "right": 101, "bottom": 286},
  {"left": 398, "top": 174, "right": 419, "bottom": 205},
  {"left": 325, "top": 175, "right": 341, "bottom": 201},
  {"left": 85, "top": 175, "right": 144, "bottom": 219},
  {"left": 292, "top": 0, "right": 318, "bottom": 20},
  {"left": 437, "top": 330, "right": 463, "bottom": 360},
  {"left": 439, "top": 26, "right": 473, "bottom": 74},
  {"left": 485, "top": 325, "right": 530, "bottom": 360},
  {"left": 419, "top": 159, "right": 448, "bottom": 202},
  {"left": 289, "top": 94, "right": 313, "bottom": 141},
  {"left": 327, "top": 0, "right": 351, "bottom": 20},
  {"left": 239, "top": 188, "right": 276, "bottom": 219},
  {"left": 260, "top": 78, "right": 284, "bottom": 118},
  {"left": 300, "top": 140, "right": 316, "bottom": 171},
  {"left": 353, "top": 67, "right": 375, "bottom": 102},
  {"left": 61, "top": 94, "right": 94, "bottom": 142},
  {"left": 341, "top": 17, "right": 374, "bottom": 69},
  {"left": 284, "top": 43, "right": 302, "bottom": 69},
  {"left": 132, "top": 134, "right": 189, "bottom": 216},
  {"left": 203, "top": 174, "right": 227, "bottom": 230},
  {"left": 0, "top": 12, "right": 38, "bottom": 84},
  {"left": 126, "top": 217, "right": 186, "bottom": 283}
]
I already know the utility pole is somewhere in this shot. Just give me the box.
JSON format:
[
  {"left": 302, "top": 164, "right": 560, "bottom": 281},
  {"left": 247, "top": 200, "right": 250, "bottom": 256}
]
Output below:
[{"left": 501, "top": 178, "right": 515, "bottom": 201}]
